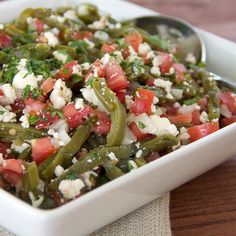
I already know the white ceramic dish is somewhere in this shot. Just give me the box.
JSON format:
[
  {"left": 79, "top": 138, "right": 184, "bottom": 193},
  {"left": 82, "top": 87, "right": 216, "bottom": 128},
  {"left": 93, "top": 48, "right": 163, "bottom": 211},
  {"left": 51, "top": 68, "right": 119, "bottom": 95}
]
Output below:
[{"left": 0, "top": 0, "right": 236, "bottom": 235}]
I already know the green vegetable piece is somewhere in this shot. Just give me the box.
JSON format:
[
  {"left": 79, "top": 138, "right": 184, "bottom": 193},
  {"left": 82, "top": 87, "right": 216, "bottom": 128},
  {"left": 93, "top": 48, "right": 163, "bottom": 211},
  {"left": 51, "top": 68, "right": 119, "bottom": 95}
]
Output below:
[
  {"left": 0, "top": 122, "right": 47, "bottom": 141},
  {"left": 15, "top": 8, "right": 34, "bottom": 29},
  {"left": 104, "top": 164, "right": 124, "bottom": 180},
  {"left": 77, "top": 4, "right": 100, "bottom": 23},
  {"left": 55, "top": 46, "right": 77, "bottom": 59},
  {"left": 22, "top": 163, "right": 39, "bottom": 192},
  {"left": 92, "top": 79, "right": 126, "bottom": 146},
  {"left": 48, "top": 145, "right": 134, "bottom": 190},
  {"left": 18, "top": 147, "right": 32, "bottom": 161},
  {"left": 40, "top": 125, "right": 91, "bottom": 180},
  {"left": 208, "top": 93, "right": 220, "bottom": 121}
]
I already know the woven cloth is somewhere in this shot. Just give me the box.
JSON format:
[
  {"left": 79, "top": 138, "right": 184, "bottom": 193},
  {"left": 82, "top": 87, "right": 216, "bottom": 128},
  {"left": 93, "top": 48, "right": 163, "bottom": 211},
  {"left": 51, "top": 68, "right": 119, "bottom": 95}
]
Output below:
[{"left": 0, "top": 193, "right": 171, "bottom": 236}]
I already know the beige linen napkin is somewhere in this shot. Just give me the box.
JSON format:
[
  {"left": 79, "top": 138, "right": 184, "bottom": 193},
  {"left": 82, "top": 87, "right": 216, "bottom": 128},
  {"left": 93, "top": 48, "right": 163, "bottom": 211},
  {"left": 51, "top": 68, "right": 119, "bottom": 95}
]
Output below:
[{"left": 0, "top": 193, "right": 171, "bottom": 236}]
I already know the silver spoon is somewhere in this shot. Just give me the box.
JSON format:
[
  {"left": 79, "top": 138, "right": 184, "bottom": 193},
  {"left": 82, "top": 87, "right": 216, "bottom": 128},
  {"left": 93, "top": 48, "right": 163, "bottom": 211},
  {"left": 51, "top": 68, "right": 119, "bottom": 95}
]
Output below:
[{"left": 133, "top": 15, "right": 236, "bottom": 91}]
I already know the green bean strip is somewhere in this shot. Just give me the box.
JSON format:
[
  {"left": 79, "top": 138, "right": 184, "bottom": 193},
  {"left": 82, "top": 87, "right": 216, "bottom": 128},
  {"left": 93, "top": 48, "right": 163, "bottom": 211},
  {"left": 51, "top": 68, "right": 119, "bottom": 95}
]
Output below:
[
  {"left": 48, "top": 145, "right": 134, "bottom": 190},
  {"left": 0, "top": 122, "right": 47, "bottom": 141},
  {"left": 104, "top": 164, "right": 124, "bottom": 180},
  {"left": 92, "top": 79, "right": 126, "bottom": 146},
  {"left": 18, "top": 147, "right": 32, "bottom": 161},
  {"left": 140, "top": 134, "right": 178, "bottom": 158},
  {"left": 22, "top": 163, "right": 39, "bottom": 192},
  {"left": 40, "top": 125, "right": 91, "bottom": 180}
]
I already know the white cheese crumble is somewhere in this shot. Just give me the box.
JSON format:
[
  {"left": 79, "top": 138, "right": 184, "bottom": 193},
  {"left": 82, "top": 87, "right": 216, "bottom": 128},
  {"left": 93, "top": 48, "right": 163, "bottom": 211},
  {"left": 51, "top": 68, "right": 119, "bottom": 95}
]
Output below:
[
  {"left": 19, "top": 114, "right": 29, "bottom": 128},
  {"left": 50, "top": 79, "right": 72, "bottom": 109},
  {"left": 179, "top": 127, "right": 190, "bottom": 141},
  {"left": 88, "top": 16, "right": 107, "bottom": 30},
  {"left": 84, "top": 38, "right": 95, "bottom": 49},
  {"left": 50, "top": 15, "right": 65, "bottom": 23},
  {"left": 0, "top": 106, "right": 16, "bottom": 122},
  {"left": 59, "top": 179, "right": 85, "bottom": 200},
  {"left": 185, "top": 53, "right": 196, "bottom": 64},
  {"left": 107, "top": 152, "right": 118, "bottom": 163},
  {"left": 178, "top": 103, "right": 200, "bottom": 114},
  {"left": 0, "top": 83, "right": 16, "bottom": 105},
  {"left": 81, "top": 87, "right": 107, "bottom": 112},
  {"left": 94, "top": 31, "right": 109, "bottom": 42},
  {"left": 75, "top": 98, "right": 84, "bottom": 110},
  {"left": 0, "top": 24, "right": 4, "bottom": 30},
  {"left": 154, "top": 78, "right": 173, "bottom": 99},
  {"left": 220, "top": 104, "right": 232, "bottom": 118},
  {"left": 199, "top": 111, "right": 209, "bottom": 124},
  {"left": 81, "top": 172, "right": 92, "bottom": 190},
  {"left": 44, "top": 32, "right": 59, "bottom": 47},
  {"left": 171, "top": 88, "right": 183, "bottom": 100},
  {"left": 128, "top": 160, "right": 138, "bottom": 171},
  {"left": 138, "top": 43, "right": 151, "bottom": 56},
  {"left": 125, "top": 95, "right": 134, "bottom": 110},
  {"left": 121, "top": 126, "right": 137, "bottom": 145},
  {"left": 77, "top": 4, "right": 90, "bottom": 16},
  {"left": 11, "top": 142, "right": 30, "bottom": 153},
  {"left": 28, "top": 192, "right": 44, "bottom": 208},
  {"left": 12, "top": 59, "right": 43, "bottom": 89},
  {"left": 63, "top": 10, "right": 78, "bottom": 21},
  {"left": 100, "top": 53, "right": 111, "bottom": 66},
  {"left": 136, "top": 150, "right": 143, "bottom": 158},
  {"left": 134, "top": 113, "right": 179, "bottom": 136},
  {"left": 54, "top": 165, "right": 65, "bottom": 177},
  {"left": 49, "top": 119, "right": 71, "bottom": 146},
  {"left": 53, "top": 50, "right": 68, "bottom": 63}
]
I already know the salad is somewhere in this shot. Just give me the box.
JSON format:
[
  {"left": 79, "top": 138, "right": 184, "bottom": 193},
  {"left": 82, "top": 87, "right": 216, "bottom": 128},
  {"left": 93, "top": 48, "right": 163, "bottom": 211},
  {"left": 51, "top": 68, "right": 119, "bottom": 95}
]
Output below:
[{"left": 0, "top": 4, "right": 235, "bottom": 209}]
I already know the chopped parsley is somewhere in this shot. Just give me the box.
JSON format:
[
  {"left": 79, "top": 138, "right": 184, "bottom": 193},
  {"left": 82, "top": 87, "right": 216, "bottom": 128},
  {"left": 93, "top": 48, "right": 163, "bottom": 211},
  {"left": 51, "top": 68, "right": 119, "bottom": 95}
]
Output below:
[
  {"left": 69, "top": 40, "right": 90, "bottom": 54},
  {"left": 0, "top": 111, "right": 5, "bottom": 115},
  {"left": 22, "top": 85, "right": 40, "bottom": 100},
  {"left": 28, "top": 114, "right": 41, "bottom": 125},
  {"left": 26, "top": 59, "right": 51, "bottom": 78},
  {"left": 138, "top": 121, "right": 146, "bottom": 129},
  {"left": 51, "top": 110, "right": 64, "bottom": 119},
  {"left": 2, "top": 57, "right": 19, "bottom": 83}
]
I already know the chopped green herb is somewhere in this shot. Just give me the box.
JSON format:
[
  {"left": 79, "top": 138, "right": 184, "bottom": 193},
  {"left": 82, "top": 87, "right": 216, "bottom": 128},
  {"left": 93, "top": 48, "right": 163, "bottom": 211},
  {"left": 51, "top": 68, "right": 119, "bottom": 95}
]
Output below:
[
  {"left": 0, "top": 111, "right": 5, "bottom": 115},
  {"left": 69, "top": 40, "right": 90, "bottom": 54},
  {"left": 138, "top": 121, "right": 146, "bottom": 129},
  {"left": 28, "top": 114, "right": 41, "bottom": 125},
  {"left": 22, "top": 85, "right": 31, "bottom": 100},
  {"left": 26, "top": 59, "right": 51, "bottom": 78}
]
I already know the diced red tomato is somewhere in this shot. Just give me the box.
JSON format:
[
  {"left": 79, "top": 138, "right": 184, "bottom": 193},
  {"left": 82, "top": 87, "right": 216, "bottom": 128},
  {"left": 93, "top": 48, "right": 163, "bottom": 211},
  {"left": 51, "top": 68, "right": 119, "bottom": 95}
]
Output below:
[
  {"left": 173, "top": 63, "right": 186, "bottom": 81},
  {"left": 191, "top": 110, "right": 201, "bottom": 125},
  {"left": 1, "top": 170, "right": 21, "bottom": 186},
  {"left": 125, "top": 31, "right": 143, "bottom": 52},
  {"left": 158, "top": 52, "right": 173, "bottom": 74},
  {"left": 102, "top": 44, "right": 117, "bottom": 53},
  {"left": 35, "top": 112, "right": 59, "bottom": 129},
  {"left": 63, "top": 103, "right": 94, "bottom": 128},
  {"left": 147, "top": 78, "right": 155, "bottom": 86},
  {"left": 76, "top": 31, "right": 93, "bottom": 40},
  {"left": 26, "top": 98, "right": 46, "bottom": 113},
  {"left": 0, "top": 141, "right": 11, "bottom": 159},
  {"left": 40, "top": 78, "right": 55, "bottom": 96},
  {"left": 92, "top": 111, "right": 111, "bottom": 135},
  {"left": 35, "top": 18, "right": 45, "bottom": 33},
  {"left": 187, "top": 122, "right": 219, "bottom": 142},
  {"left": 104, "top": 61, "right": 129, "bottom": 91},
  {"left": 221, "top": 117, "right": 236, "bottom": 127},
  {"left": 219, "top": 92, "right": 236, "bottom": 115},
  {"left": 167, "top": 113, "right": 192, "bottom": 125},
  {"left": 115, "top": 90, "right": 126, "bottom": 103},
  {"left": 85, "top": 60, "right": 105, "bottom": 81},
  {"left": 11, "top": 99, "right": 25, "bottom": 114},
  {"left": 2, "top": 159, "right": 24, "bottom": 175},
  {"left": 161, "top": 103, "right": 179, "bottom": 115},
  {"left": 129, "top": 122, "right": 150, "bottom": 141},
  {"left": 0, "top": 89, "right": 4, "bottom": 96},
  {"left": 121, "top": 47, "right": 130, "bottom": 59},
  {"left": 0, "top": 33, "right": 12, "bottom": 48},
  {"left": 32, "top": 137, "right": 57, "bottom": 164},
  {"left": 132, "top": 88, "right": 155, "bottom": 115},
  {"left": 54, "top": 61, "right": 78, "bottom": 80},
  {"left": 198, "top": 96, "right": 208, "bottom": 110}
]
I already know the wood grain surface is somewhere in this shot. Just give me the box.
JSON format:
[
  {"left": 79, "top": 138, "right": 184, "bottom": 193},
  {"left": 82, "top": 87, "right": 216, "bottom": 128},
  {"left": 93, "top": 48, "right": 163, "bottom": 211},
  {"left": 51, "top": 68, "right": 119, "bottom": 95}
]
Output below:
[{"left": 128, "top": 0, "right": 236, "bottom": 235}]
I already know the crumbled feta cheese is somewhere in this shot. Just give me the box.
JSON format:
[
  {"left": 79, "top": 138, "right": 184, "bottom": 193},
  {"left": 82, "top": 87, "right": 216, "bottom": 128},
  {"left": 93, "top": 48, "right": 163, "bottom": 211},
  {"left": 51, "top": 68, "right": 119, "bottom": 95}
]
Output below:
[
  {"left": 0, "top": 24, "right": 4, "bottom": 30},
  {"left": 81, "top": 87, "right": 107, "bottom": 112},
  {"left": 171, "top": 88, "right": 183, "bottom": 100},
  {"left": 80, "top": 63, "right": 90, "bottom": 71},
  {"left": 134, "top": 113, "right": 156, "bottom": 134},
  {"left": 19, "top": 114, "right": 29, "bottom": 128},
  {"left": 136, "top": 150, "right": 143, "bottom": 158},
  {"left": 59, "top": 179, "right": 85, "bottom": 200},
  {"left": 44, "top": 32, "right": 59, "bottom": 47},
  {"left": 121, "top": 126, "right": 137, "bottom": 145},
  {"left": 94, "top": 31, "right": 109, "bottom": 42},
  {"left": 199, "top": 111, "right": 209, "bottom": 124},
  {"left": 185, "top": 53, "right": 196, "bottom": 64},
  {"left": 63, "top": 10, "right": 78, "bottom": 21},
  {"left": 37, "top": 180, "right": 45, "bottom": 192},
  {"left": 112, "top": 51, "right": 124, "bottom": 62},
  {"left": 178, "top": 103, "right": 200, "bottom": 114},
  {"left": 50, "top": 79, "right": 72, "bottom": 109},
  {"left": 12, "top": 59, "right": 43, "bottom": 89},
  {"left": 26, "top": 17, "right": 35, "bottom": 29},
  {"left": 28, "top": 192, "right": 44, "bottom": 208},
  {"left": 0, "top": 106, "right": 16, "bottom": 122},
  {"left": 72, "top": 157, "right": 78, "bottom": 164},
  {"left": 49, "top": 119, "right": 71, "bottom": 146},
  {"left": 125, "top": 95, "right": 134, "bottom": 110},
  {"left": 127, "top": 46, "right": 140, "bottom": 62},
  {"left": 212, "top": 118, "right": 219, "bottom": 122},
  {"left": 0, "top": 84, "right": 16, "bottom": 105},
  {"left": 88, "top": 16, "right": 107, "bottom": 30},
  {"left": 81, "top": 172, "right": 92, "bottom": 189},
  {"left": 220, "top": 104, "right": 232, "bottom": 118},
  {"left": 107, "top": 152, "right": 118, "bottom": 163},
  {"left": 100, "top": 53, "right": 111, "bottom": 66},
  {"left": 84, "top": 38, "right": 95, "bottom": 49},
  {"left": 150, "top": 66, "right": 161, "bottom": 75},
  {"left": 179, "top": 127, "right": 190, "bottom": 141},
  {"left": 50, "top": 15, "right": 65, "bottom": 23},
  {"left": 11, "top": 142, "right": 30, "bottom": 153},
  {"left": 154, "top": 78, "right": 173, "bottom": 99},
  {"left": 138, "top": 43, "right": 151, "bottom": 56},
  {"left": 146, "top": 51, "right": 156, "bottom": 59},
  {"left": 54, "top": 165, "right": 65, "bottom": 177},
  {"left": 53, "top": 50, "right": 68, "bottom": 63},
  {"left": 153, "top": 96, "right": 159, "bottom": 105},
  {"left": 75, "top": 98, "right": 84, "bottom": 110},
  {"left": 128, "top": 160, "right": 138, "bottom": 171},
  {"left": 151, "top": 104, "right": 157, "bottom": 113}
]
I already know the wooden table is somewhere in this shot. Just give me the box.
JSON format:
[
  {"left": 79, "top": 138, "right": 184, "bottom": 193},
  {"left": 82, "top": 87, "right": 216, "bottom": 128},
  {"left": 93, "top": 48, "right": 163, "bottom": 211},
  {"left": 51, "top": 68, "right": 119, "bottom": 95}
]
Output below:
[{"left": 128, "top": 1, "right": 236, "bottom": 235}]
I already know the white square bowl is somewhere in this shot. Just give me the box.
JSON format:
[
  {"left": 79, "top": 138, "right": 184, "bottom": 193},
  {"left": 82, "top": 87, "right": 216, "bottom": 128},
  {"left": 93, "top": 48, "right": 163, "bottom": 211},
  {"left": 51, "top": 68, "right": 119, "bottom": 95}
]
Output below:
[{"left": 0, "top": 0, "right": 236, "bottom": 236}]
